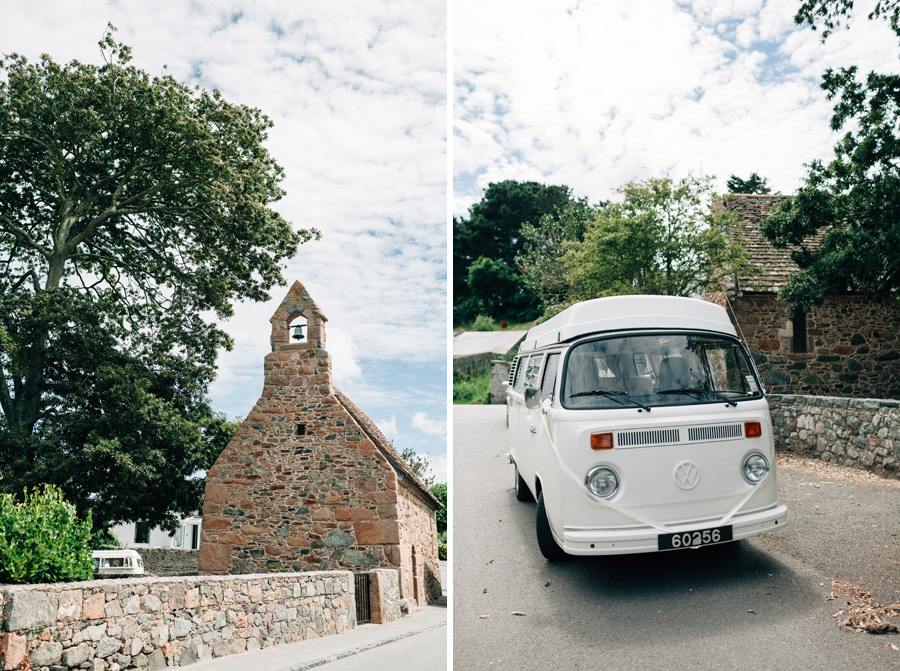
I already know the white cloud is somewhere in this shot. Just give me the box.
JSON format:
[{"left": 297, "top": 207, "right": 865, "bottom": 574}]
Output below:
[
  {"left": 0, "top": 1, "right": 447, "bottom": 436},
  {"left": 374, "top": 416, "right": 401, "bottom": 443},
  {"left": 454, "top": 0, "right": 900, "bottom": 215},
  {"left": 411, "top": 411, "right": 447, "bottom": 437}
]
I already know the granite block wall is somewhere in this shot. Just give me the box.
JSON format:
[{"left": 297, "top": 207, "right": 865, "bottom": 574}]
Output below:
[
  {"left": 769, "top": 394, "right": 900, "bottom": 479},
  {"left": 0, "top": 571, "right": 353, "bottom": 671},
  {"left": 134, "top": 550, "right": 198, "bottom": 577}
]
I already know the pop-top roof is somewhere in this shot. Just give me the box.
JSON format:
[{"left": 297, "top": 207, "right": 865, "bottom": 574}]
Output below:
[{"left": 519, "top": 295, "right": 736, "bottom": 352}]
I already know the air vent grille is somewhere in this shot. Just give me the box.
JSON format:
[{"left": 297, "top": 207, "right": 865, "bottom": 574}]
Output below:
[
  {"left": 508, "top": 359, "right": 519, "bottom": 386},
  {"left": 687, "top": 424, "right": 743, "bottom": 442},
  {"left": 617, "top": 428, "right": 680, "bottom": 447}
]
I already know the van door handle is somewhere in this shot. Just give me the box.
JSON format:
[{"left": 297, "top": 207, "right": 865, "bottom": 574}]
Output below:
[{"left": 530, "top": 426, "right": 537, "bottom": 434}]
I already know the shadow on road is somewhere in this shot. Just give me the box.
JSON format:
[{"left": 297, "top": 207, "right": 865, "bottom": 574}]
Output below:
[{"left": 505, "top": 504, "right": 819, "bottom": 646}]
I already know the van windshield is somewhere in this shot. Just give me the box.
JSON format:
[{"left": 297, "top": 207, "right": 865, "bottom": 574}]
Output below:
[{"left": 561, "top": 333, "right": 762, "bottom": 410}]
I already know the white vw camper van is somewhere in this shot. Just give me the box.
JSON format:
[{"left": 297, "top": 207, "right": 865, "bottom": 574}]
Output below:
[{"left": 507, "top": 295, "right": 787, "bottom": 560}]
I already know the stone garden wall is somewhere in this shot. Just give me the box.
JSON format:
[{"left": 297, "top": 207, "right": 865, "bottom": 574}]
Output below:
[
  {"left": 134, "top": 550, "right": 198, "bottom": 577},
  {"left": 0, "top": 571, "right": 354, "bottom": 671},
  {"left": 769, "top": 394, "right": 900, "bottom": 478},
  {"left": 453, "top": 352, "right": 493, "bottom": 377},
  {"left": 724, "top": 293, "right": 900, "bottom": 398},
  {"left": 490, "top": 360, "right": 511, "bottom": 404}
]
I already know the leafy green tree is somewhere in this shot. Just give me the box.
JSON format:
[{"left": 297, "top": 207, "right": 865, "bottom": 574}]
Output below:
[
  {"left": 400, "top": 447, "right": 435, "bottom": 488},
  {"left": 726, "top": 173, "right": 772, "bottom": 194},
  {"left": 430, "top": 482, "right": 447, "bottom": 536},
  {"left": 465, "top": 256, "right": 537, "bottom": 319},
  {"left": 454, "top": 181, "right": 572, "bottom": 323},
  {"left": 0, "top": 28, "right": 315, "bottom": 531},
  {"left": 795, "top": 0, "right": 900, "bottom": 39},
  {"left": 517, "top": 197, "right": 596, "bottom": 311},
  {"left": 562, "top": 176, "right": 747, "bottom": 300},
  {"left": 761, "top": 66, "right": 900, "bottom": 310}
]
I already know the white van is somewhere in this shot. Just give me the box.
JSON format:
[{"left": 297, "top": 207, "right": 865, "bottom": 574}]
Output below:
[{"left": 506, "top": 295, "right": 787, "bottom": 560}]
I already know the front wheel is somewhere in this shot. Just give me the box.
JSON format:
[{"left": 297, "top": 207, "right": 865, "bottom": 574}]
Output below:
[
  {"left": 536, "top": 491, "right": 566, "bottom": 561},
  {"left": 514, "top": 463, "right": 533, "bottom": 502}
]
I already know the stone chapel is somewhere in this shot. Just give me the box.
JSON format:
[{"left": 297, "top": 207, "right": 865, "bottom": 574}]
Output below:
[{"left": 199, "top": 281, "right": 443, "bottom": 607}]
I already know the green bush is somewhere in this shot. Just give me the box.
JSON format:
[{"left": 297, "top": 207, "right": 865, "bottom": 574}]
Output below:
[
  {"left": 453, "top": 368, "right": 491, "bottom": 404},
  {"left": 0, "top": 485, "right": 94, "bottom": 584},
  {"left": 470, "top": 314, "right": 497, "bottom": 331},
  {"left": 438, "top": 542, "right": 447, "bottom": 560}
]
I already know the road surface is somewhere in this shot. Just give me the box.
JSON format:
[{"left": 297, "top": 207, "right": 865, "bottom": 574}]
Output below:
[{"left": 452, "top": 405, "right": 900, "bottom": 670}]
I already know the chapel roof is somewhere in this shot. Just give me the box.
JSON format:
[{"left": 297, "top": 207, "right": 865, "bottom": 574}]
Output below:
[{"left": 719, "top": 194, "right": 824, "bottom": 294}]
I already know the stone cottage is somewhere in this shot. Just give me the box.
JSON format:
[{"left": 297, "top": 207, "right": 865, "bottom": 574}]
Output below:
[
  {"left": 710, "top": 194, "right": 900, "bottom": 398},
  {"left": 199, "top": 281, "right": 442, "bottom": 607}
]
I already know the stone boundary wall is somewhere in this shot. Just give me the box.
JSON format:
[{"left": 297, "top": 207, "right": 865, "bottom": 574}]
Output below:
[
  {"left": 453, "top": 352, "right": 493, "bottom": 377},
  {"left": 769, "top": 394, "right": 900, "bottom": 478},
  {"left": 490, "top": 360, "right": 511, "bottom": 404},
  {"left": 0, "top": 571, "right": 354, "bottom": 671},
  {"left": 134, "top": 550, "right": 199, "bottom": 577}
]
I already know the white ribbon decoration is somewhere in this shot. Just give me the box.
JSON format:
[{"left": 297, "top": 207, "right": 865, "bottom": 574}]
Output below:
[{"left": 538, "top": 406, "right": 767, "bottom": 536}]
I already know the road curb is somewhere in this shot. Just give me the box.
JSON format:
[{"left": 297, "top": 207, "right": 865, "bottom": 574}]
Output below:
[{"left": 284, "top": 621, "right": 448, "bottom": 671}]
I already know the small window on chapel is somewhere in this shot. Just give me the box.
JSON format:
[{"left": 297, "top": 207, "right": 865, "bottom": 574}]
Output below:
[{"left": 792, "top": 311, "right": 808, "bottom": 353}]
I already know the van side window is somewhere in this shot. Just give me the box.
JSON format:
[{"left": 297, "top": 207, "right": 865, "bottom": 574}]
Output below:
[
  {"left": 513, "top": 356, "right": 529, "bottom": 392},
  {"left": 523, "top": 355, "right": 543, "bottom": 389},
  {"left": 541, "top": 353, "right": 560, "bottom": 400}
]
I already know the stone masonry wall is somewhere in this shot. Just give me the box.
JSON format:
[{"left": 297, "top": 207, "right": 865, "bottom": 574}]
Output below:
[
  {"left": 200, "top": 282, "right": 404, "bottom": 576},
  {"left": 490, "top": 360, "right": 512, "bottom": 405},
  {"left": 396, "top": 483, "right": 442, "bottom": 606},
  {"left": 0, "top": 571, "right": 353, "bottom": 671},
  {"left": 722, "top": 293, "right": 900, "bottom": 398},
  {"left": 769, "top": 394, "right": 900, "bottom": 479},
  {"left": 134, "top": 550, "right": 198, "bottom": 577}
]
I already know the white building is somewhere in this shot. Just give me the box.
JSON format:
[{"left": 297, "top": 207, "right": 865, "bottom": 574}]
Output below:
[{"left": 110, "top": 517, "right": 202, "bottom": 549}]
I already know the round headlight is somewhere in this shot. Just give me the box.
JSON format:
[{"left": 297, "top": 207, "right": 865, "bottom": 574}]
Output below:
[
  {"left": 742, "top": 452, "right": 769, "bottom": 484},
  {"left": 585, "top": 466, "right": 619, "bottom": 499}
]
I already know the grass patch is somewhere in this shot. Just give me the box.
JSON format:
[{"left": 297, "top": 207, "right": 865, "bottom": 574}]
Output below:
[
  {"left": 457, "top": 319, "right": 533, "bottom": 332},
  {"left": 453, "top": 368, "right": 491, "bottom": 404}
]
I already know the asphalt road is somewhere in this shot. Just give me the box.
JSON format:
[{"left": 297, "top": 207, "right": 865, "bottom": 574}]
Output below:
[{"left": 452, "top": 405, "right": 900, "bottom": 671}]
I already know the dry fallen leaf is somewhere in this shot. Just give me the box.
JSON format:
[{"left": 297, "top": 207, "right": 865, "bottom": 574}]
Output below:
[
  {"left": 512, "top": 611, "right": 527, "bottom": 616},
  {"left": 888, "top": 643, "right": 899, "bottom": 651},
  {"left": 478, "top": 615, "right": 490, "bottom": 619}
]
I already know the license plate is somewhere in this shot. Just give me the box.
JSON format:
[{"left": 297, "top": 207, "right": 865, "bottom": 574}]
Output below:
[{"left": 658, "top": 525, "right": 733, "bottom": 550}]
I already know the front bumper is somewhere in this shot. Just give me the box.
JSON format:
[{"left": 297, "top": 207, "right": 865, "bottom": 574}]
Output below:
[{"left": 559, "top": 502, "right": 787, "bottom": 555}]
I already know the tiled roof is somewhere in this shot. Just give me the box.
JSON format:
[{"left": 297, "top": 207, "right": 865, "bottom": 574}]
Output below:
[
  {"left": 334, "top": 389, "right": 442, "bottom": 509},
  {"left": 720, "top": 194, "right": 823, "bottom": 294}
]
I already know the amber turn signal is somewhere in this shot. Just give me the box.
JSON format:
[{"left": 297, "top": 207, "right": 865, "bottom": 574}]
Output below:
[
  {"left": 744, "top": 421, "right": 762, "bottom": 438},
  {"left": 591, "top": 431, "right": 614, "bottom": 450}
]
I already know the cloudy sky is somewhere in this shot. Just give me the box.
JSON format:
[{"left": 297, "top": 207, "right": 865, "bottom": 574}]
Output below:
[
  {"left": 1, "top": 1, "right": 448, "bottom": 482},
  {"left": 454, "top": 0, "right": 900, "bottom": 216}
]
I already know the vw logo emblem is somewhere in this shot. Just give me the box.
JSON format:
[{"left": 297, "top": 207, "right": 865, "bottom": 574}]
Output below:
[{"left": 674, "top": 461, "right": 700, "bottom": 490}]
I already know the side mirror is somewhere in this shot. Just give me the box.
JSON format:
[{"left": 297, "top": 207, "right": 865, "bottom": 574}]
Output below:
[{"left": 524, "top": 386, "right": 541, "bottom": 409}]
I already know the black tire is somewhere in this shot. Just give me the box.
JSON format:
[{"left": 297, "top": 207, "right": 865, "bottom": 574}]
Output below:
[
  {"left": 536, "top": 491, "right": 566, "bottom": 561},
  {"left": 514, "top": 463, "right": 533, "bottom": 502}
]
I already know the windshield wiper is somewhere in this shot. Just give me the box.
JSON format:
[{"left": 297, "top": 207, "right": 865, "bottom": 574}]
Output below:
[
  {"left": 657, "top": 387, "right": 737, "bottom": 407},
  {"left": 569, "top": 388, "right": 651, "bottom": 412}
]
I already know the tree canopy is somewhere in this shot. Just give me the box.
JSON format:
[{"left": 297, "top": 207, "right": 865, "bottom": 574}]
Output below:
[
  {"left": 726, "top": 173, "right": 771, "bottom": 194},
  {"left": 516, "top": 197, "right": 595, "bottom": 312},
  {"left": 0, "top": 28, "right": 316, "bottom": 531},
  {"left": 453, "top": 181, "right": 572, "bottom": 323},
  {"left": 761, "top": 66, "right": 900, "bottom": 310},
  {"left": 795, "top": 0, "right": 900, "bottom": 39},
  {"left": 559, "top": 176, "right": 747, "bottom": 301}
]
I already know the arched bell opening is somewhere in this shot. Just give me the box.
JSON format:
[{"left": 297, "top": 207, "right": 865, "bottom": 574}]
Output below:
[{"left": 288, "top": 315, "right": 308, "bottom": 344}]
